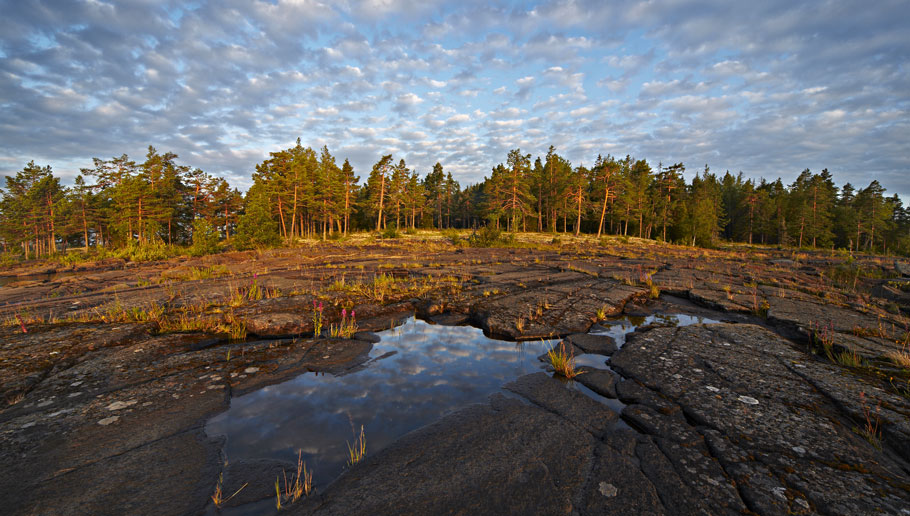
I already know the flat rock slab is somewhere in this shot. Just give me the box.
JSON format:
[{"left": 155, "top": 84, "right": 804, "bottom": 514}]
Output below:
[
  {"left": 565, "top": 333, "right": 618, "bottom": 355},
  {"left": 610, "top": 323, "right": 910, "bottom": 514},
  {"left": 221, "top": 458, "right": 297, "bottom": 507},
  {"left": 575, "top": 366, "right": 619, "bottom": 398},
  {"left": 293, "top": 394, "right": 599, "bottom": 516},
  {"left": 244, "top": 312, "right": 309, "bottom": 337},
  {"left": 504, "top": 372, "right": 618, "bottom": 438}
]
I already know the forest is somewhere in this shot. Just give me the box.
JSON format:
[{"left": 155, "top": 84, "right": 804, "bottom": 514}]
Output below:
[{"left": 2, "top": 139, "right": 909, "bottom": 260}]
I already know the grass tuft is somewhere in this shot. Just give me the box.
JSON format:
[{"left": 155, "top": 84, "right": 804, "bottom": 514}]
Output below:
[
  {"left": 347, "top": 425, "right": 367, "bottom": 467},
  {"left": 211, "top": 473, "right": 247, "bottom": 509},
  {"left": 853, "top": 391, "right": 882, "bottom": 449},
  {"left": 547, "top": 341, "right": 584, "bottom": 379}
]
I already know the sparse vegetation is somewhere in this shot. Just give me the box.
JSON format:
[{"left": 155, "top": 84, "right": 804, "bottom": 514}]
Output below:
[
  {"left": 854, "top": 392, "right": 882, "bottom": 449},
  {"left": 347, "top": 425, "right": 366, "bottom": 467},
  {"left": 547, "top": 341, "right": 583, "bottom": 379}
]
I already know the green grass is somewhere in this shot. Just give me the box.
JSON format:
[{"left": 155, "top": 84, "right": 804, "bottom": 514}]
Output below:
[
  {"left": 347, "top": 425, "right": 366, "bottom": 466},
  {"left": 547, "top": 341, "right": 583, "bottom": 379}
]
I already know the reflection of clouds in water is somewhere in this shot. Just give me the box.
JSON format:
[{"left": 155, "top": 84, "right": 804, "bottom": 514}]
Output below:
[{"left": 206, "top": 318, "right": 554, "bottom": 489}]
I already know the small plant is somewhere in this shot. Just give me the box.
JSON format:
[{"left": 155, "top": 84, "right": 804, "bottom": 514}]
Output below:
[
  {"left": 278, "top": 450, "right": 313, "bottom": 505},
  {"left": 312, "top": 300, "right": 324, "bottom": 336},
  {"left": 229, "top": 275, "right": 266, "bottom": 306},
  {"left": 547, "top": 341, "right": 584, "bottom": 379},
  {"left": 515, "top": 316, "right": 525, "bottom": 332},
  {"left": 329, "top": 308, "right": 357, "bottom": 338},
  {"left": 889, "top": 376, "right": 910, "bottom": 397},
  {"left": 275, "top": 477, "right": 282, "bottom": 510},
  {"left": 811, "top": 322, "right": 837, "bottom": 362},
  {"left": 211, "top": 473, "right": 247, "bottom": 509},
  {"left": 723, "top": 285, "right": 734, "bottom": 301},
  {"left": 886, "top": 348, "right": 910, "bottom": 369},
  {"left": 854, "top": 391, "right": 882, "bottom": 449},
  {"left": 15, "top": 314, "right": 27, "bottom": 333},
  {"left": 595, "top": 305, "right": 608, "bottom": 321},
  {"left": 347, "top": 425, "right": 366, "bottom": 466},
  {"left": 835, "top": 347, "right": 864, "bottom": 368}
]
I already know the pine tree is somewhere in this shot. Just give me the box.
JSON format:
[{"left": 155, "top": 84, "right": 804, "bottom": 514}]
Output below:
[{"left": 365, "top": 155, "right": 393, "bottom": 231}]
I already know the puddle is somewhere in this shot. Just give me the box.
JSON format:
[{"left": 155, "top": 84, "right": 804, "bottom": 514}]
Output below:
[
  {"left": 205, "top": 312, "right": 721, "bottom": 510},
  {"left": 590, "top": 313, "right": 721, "bottom": 348},
  {"left": 574, "top": 312, "right": 722, "bottom": 430},
  {"left": 206, "top": 318, "right": 558, "bottom": 494}
]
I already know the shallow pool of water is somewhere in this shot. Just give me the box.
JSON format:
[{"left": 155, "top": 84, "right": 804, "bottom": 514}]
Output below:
[
  {"left": 206, "top": 318, "right": 558, "bottom": 491},
  {"left": 205, "top": 311, "right": 722, "bottom": 501},
  {"left": 590, "top": 313, "right": 720, "bottom": 348}
]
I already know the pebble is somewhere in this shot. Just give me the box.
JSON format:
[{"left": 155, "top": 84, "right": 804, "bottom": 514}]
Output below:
[
  {"left": 98, "top": 416, "right": 119, "bottom": 426},
  {"left": 244, "top": 367, "right": 259, "bottom": 374},
  {"left": 706, "top": 386, "right": 720, "bottom": 392},
  {"left": 598, "top": 482, "right": 618, "bottom": 497},
  {"left": 737, "top": 395, "right": 759, "bottom": 405},
  {"left": 106, "top": 400, "right": 137, "bottom": 411}
]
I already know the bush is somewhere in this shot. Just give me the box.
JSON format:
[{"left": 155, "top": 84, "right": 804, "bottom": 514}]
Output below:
[
  {"left": 114, "top": 237, "right": 171, "bottom": 262},
  {"left": 379, "top": 225, "right": 400, "bottom": 239},
  {"left": 467, "top": 225, "right": 514, "bottom": 247},
  {"left": 190, "top": 219, "right": 220, "bottom": 257},
  {"left": 442, "top": 228, "right": 461, "bottom": 245}
]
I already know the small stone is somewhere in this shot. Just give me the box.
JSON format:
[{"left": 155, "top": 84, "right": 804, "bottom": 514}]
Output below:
[
  {"left": 706, "top": 386, "right": 720, "bottom": 392},
  {"left": 772, "top": 487, "right": 787, "bottom": 500},
  {"left": 598, "top": 481, "right": 618, "bottom": 497},
  {"left": 70, "top": 381, "right": 83, "bottom": 387},
  {"left": 792, "top": 446, "right": 806, "bottom": 455},
  {"left": 795, "top": 498, "right": 809, "bottom": 509},
  {"left": 21, "top": 422, "right": 35, "bottom": 429},
  {"left": 244, "top": 367, "right": 259, "bottom": 374},
  {"left": 98, "top": 416, "right": 119, "bottom": 425},
  {"left": 106, "top": 400, "right": 136, "bottom": 411},
  {"left": 68, "top": 392, "right": 81, "bottom": 398},
  {"left": 737, "top": 395, "right": 759, "bottom": 405}
]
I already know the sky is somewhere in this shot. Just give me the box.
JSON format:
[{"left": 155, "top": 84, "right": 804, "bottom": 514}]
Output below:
[{"left": 1, "top": 0, "right": 908, "bottom": 197}]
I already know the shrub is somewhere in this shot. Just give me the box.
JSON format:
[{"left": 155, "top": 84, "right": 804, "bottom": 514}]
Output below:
[
  {"left": 190, "top": 218, "right": 220, "bottom": 256},
  {"left": 379, "top": 225, "right": 400, "bottom": 239}
]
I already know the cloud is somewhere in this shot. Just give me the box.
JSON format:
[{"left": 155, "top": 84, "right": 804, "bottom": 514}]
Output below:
[{"left": 0, "top": 0, "right": 905, "bottom": 198}]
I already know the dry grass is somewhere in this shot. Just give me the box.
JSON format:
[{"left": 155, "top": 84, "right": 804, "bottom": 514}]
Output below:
[
  {"left": 211, "top": 473, "right": 247, "bottom": 508},
  {"left": 547, "top": 341, "right": 584, "bottom": 379},
  {"left": 886, "top": 348, "right": 910, "bottom": 369},
  {"left": 854, "top": 391, "right": 882, "bottom": 449},
  {"left": 347, "top": 425, "right": 367, "bottom": 467}
]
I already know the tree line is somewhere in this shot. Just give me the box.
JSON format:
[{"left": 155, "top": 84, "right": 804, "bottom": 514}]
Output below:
[{"left": 2, "top": 141, "right": 908, "bottom": 258}]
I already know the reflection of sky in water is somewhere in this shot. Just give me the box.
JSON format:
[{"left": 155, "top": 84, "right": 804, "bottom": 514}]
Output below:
[
  {"left": 592, "top": 313, "right": 719, "bottom": 348},
  {"left": 206, "top": 318, "right": 557, "bottom": 490},
  {"left": 206, "top": 314, "right": 719, "bottom": 493}
]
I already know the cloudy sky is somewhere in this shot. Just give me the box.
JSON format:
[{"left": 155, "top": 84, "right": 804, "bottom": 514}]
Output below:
[{"left": 1, "top": 0, "right": 908, "bottom": 197}]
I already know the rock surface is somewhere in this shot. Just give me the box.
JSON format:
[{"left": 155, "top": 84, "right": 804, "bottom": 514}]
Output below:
[{"left": 1, "top": 239, "right": 908, "bottom": 515}]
